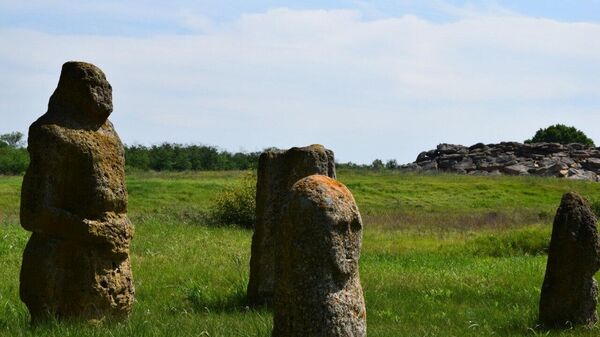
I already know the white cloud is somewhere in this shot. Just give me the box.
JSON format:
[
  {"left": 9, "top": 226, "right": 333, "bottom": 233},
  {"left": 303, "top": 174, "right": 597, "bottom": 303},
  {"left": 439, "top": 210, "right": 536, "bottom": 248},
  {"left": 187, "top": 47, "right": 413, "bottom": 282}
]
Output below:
[
  {"left": 0, "top": 7, "right": 599, "bottom": 163},
  {"left": 430, "top": 0, "right": 517, "bottom": 18},
  {"left": 178, "top": 11, "right": 214, "bottom": 32}
]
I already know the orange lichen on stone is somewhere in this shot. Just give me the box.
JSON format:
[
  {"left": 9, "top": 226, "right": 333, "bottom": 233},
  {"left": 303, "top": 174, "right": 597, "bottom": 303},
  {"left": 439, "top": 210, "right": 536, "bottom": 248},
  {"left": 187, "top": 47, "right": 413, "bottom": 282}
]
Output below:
[
  {"left": 291, "top": 175, "right": 360, "bottom": 221},
  {"left": 295, "top": 174, "right": 351, "bottom": 198}
]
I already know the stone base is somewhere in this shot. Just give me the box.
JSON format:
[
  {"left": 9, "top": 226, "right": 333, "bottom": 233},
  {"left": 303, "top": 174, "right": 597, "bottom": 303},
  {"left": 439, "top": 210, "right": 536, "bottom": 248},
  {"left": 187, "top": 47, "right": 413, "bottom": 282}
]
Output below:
[{"left": 20, "top": 233, "right": 134, "bottom": 322}]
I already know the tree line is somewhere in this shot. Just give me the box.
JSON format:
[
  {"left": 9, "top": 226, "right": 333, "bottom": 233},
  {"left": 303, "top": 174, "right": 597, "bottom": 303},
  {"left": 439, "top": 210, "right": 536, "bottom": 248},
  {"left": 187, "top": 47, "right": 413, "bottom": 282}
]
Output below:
[
  {"left": 0, "top": 131, "right": 394, "bottom": 174},
  {"left": 125, "top": 144, "right": 260, "bottom": 171},
  {"left": 0, "top": 124, "right": 595, "bottom": 175},
  {"left": 0, "top": 132, "right": 262, "bottom": 174}
]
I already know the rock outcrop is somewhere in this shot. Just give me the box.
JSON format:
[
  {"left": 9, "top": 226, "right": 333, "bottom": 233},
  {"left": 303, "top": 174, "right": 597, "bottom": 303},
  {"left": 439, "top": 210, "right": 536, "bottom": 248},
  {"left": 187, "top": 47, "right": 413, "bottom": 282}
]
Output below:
[
  {"left": 20, "top": 61, "right": 134, "bottom": 322},
  {"left": 405, "top": 142, "right": 600, "bottom": 181},
  {"left": 247, "top": 145, "right": 335, "bottom": 305},
  {"left": 539, "top": 192, "right": 600, "bottom": 328},
  {"left": 273, "top": 175, "right": 366, "bottom": 337}
]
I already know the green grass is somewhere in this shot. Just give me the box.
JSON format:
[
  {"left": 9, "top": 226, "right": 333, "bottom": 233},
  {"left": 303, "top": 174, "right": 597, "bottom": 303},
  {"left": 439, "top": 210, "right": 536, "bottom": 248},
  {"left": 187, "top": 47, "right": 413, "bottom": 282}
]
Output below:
[
  {"left": 0, "top": 176, "right": 21, "bottom": 223},
  {"left": 2, "top": 170, "right": 600, "bottom": 336},
  {"left": 340, "top": 169, "right": 600, "bottom": 229}
]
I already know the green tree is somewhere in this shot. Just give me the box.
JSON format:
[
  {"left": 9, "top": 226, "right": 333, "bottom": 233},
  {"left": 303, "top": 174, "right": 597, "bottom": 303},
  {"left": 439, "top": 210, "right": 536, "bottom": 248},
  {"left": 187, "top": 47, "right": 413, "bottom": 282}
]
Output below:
[
  {"left": 123, "top": 143, "right": 261, "bottom": 172},
  {"left": 525, "top": 124, "right": 595, "bottom": 146},
  {"left": 0, "top": 132, "right": 28, "bottom": 174},
  {"left": 385, "top": 159, "right": 398, "bottom": 170},
  {"left": 0, "top": 132, "right": 24, "bottom": 148},
  {"left": 371, "top": 159, "right": 384, "bottom": 170},
  {"left": 0, "top": 147, "right": 28, "bottom": 174},
  {"left": 124, "top": 144, "right": 150, "bottom": 170}
]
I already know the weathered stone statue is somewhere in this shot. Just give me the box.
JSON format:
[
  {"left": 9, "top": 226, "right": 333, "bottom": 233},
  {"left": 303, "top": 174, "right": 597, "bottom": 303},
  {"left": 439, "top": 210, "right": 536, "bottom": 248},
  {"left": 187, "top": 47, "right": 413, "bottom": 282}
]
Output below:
[
  {"left": 247, "top": 145, "right": 336, "bottom": 305},
  {"left": 20, "top": 61, "right": 134, "bottom": 322},
  {"left": 539, "top": 192, "right": 600, "bottom": 328},
  {"left": 273, "top": 175, "right": 366, "bottom": 337}
]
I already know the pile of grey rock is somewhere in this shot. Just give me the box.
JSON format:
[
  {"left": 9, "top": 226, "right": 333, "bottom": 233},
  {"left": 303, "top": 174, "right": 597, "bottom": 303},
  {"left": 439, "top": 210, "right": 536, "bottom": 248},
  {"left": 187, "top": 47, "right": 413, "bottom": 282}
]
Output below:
[{"left": 403, "top": 142, "right": 600, "bottom": 181}]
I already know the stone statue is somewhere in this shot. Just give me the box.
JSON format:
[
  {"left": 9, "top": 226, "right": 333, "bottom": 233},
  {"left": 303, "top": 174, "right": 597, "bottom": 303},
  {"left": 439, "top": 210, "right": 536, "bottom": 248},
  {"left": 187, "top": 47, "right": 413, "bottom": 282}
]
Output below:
[
  {"left": 247, "top": 144, "right": 335, "bottom": 305},
  {"left": 20, "top": 61, "right": 134, "bottom": 322},
  {"left": 273, "top": 175, "right": 366, "bottom": 337},
  {"left": 539, "top": 192, "right": 600, "bottom": 328}
]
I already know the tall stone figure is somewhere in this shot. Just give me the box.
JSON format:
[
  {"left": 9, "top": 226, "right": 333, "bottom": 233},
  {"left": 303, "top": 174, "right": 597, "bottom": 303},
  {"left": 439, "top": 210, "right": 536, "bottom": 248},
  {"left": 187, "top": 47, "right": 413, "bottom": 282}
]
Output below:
[
  {"left": 539, "top": 192, "right": 600, "bottom": 328},
  {"left": 247, "top": 145, "right": 336, "bottom": 304},
  {"left": 273, "top": 175, "right": 366, "bottom": 337},
  {"left": 20, "top": 61, "right": 134, "bottom": 322}
]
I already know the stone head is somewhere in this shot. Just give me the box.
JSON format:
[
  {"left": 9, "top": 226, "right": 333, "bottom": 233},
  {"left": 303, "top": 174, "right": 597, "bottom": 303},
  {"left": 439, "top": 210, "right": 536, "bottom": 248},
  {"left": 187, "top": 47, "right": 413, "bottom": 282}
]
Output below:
[
  {"left": 555, "top": 192, "right": 600, "bottom": 271},
  {"left": 283, "top": 145, "right": 330, "bottom": 185},
  {"left": 48, "top": 61, "right": 113, "bottom": 127},
  {"left": 287, "top": 175, "right": 363, "bottom": 279}
]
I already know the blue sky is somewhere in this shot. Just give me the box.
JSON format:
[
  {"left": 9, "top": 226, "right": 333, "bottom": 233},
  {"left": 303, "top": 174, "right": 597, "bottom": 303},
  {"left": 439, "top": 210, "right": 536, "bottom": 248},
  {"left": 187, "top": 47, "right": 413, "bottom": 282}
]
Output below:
[
  {"left": 1, "top": 1, "right": 599, "bottom": 163},
  {"left": 2, "top": 1, "right": 600, "bottom": 35}
]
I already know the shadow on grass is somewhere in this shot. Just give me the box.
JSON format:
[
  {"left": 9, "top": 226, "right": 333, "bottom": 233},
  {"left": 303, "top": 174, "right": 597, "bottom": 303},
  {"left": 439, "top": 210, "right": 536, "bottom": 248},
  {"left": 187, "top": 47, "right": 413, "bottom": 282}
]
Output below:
[
  {"left": 185, "top": 285, "right": 272, "bottom": 314},
  {"left": 496, "top": 316, "right": 600, "bottom": 336},
  {"left": 362, "top": 209, "right": 552, "bottom": 231}
]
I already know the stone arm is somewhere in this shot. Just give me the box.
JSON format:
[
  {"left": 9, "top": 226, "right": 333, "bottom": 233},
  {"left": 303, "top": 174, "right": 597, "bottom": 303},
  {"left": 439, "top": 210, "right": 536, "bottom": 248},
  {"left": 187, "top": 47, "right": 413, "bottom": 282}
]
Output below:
[
  {"left": 19, "top": 147, "right": 88, "bottom": 239},
  {"left": 20, "top": 200, "right": 86, "bottom": 238},
  {"left": 20, "top": 123, "right": 81, "bottom": 236},
  {"left": 21, "top": 171, "right": 131, "bottom": 252},
  {"left": 84, "top": 215, "right": 133, "bottom": 255},
  {"left": 20, "top": 123, "right": 132, "bottom": 252}
]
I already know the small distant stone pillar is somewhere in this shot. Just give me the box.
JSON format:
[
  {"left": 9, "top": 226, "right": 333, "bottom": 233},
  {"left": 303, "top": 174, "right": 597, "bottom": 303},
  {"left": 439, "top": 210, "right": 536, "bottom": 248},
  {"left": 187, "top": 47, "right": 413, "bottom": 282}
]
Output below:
[
  {"left": 539, "top": 192, "right": 600, "bottom": 328},
  {"left": 273, "top": 175, "right": 366, "bottom": 337},
  {"left": 247, "top": 145, "right": 335, "bottom": 305},
  {"left": 20, "top": 61, "right": 134, "bottom": 322}
]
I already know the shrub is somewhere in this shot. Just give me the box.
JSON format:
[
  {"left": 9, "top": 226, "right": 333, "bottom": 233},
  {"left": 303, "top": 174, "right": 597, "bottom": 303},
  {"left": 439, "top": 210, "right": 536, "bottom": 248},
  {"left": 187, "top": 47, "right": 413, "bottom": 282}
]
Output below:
[
  {"left": 525, "top": 124, "right": 595, "bottom": 146},
  {"left": 209, "top": 172, "right": 256, "bottom": 228}
]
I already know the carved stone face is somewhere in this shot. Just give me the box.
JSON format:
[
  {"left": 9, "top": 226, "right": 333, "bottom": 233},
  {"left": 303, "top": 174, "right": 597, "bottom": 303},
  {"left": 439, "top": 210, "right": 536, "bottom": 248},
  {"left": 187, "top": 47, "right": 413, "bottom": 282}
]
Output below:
[
  {"left": 326, "top": 204, "right": 362, "bottom": 278},
  {"left": 50, "top": 61, "right": 113, "bottom": 126},
  {"left": 81, "top": 73, "right": 113, "bottom": 122},
  {"left": 286, "top": 175, "right": 363, "bottom": 280}
]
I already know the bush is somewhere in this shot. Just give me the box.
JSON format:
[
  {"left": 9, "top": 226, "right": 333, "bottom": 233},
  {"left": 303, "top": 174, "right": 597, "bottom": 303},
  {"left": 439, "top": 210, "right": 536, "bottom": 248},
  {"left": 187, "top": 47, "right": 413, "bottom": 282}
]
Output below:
[
  {"left": 525, "top": 124, "right": 595, "bottom": 146},
  {"left": 209, "top": 172, "right": 256, "bottom": 228}
]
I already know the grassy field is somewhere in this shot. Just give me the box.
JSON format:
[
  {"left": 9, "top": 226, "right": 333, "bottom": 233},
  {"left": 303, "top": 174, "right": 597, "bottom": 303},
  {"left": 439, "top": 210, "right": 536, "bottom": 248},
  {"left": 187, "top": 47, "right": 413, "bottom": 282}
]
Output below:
[{"left": 2, "top": 169, "right": 600, "bottom": 336}]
